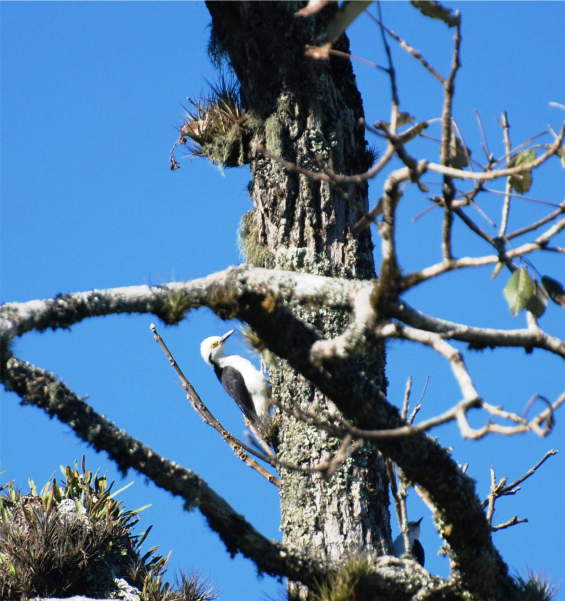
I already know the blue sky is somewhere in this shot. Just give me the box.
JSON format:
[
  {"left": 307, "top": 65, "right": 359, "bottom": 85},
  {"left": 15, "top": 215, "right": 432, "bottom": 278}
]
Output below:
[{"left": 1, "top": 2, "right": 564, "bottom": 599}]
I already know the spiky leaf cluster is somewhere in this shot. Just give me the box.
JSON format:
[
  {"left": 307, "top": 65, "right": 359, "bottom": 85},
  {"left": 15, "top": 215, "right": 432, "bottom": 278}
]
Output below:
[
  {"left": 172, "top": 74, "right": 256, "bottom": 168},
  {"left": 0, "top": 459, "right": 217, "bottom": 601}
]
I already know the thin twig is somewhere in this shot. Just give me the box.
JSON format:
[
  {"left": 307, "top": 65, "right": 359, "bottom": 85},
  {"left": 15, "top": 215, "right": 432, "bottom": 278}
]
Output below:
[
  {"left": 427, "top": 123, "right": 565, "bottom": 180},
  {"left": 376, "top": 1, "right": 399, "bottom": 111},
  {"left": 365, "top": 12, "right": 445, "bottom": 84},
  {"left": 409, "top": 376, "right": 429, "bottom": 424},
  {"left": 483, "top": 188, "right": 563, "bottom": 209},
  {"left": 506, "top": 201, "right": 565, "bottom": 240},
  {"left": 499, "top": 449, "right": 557, "bottom": 496},
  {"left": 491, "top": 130, "right": 549, "bottom": 168},
  {"left": 499, "top": 112, "right": 513, "bottom": 236},
  {"left": 440, "top": 16, "right": 461, "bottom": 260},
  {"left": 474, "top": 110, "right": 492, "bottom": 162},
  {"left": 401, "top": 376, "right": 413, "bottom": 421},
  {"left": 486, "top": 466, "right": 498, "bottom": 525},
  {"left": 492, "top": 516, "right": 528, "bottom": 531},
  {"left": 327, "top": 47, "right": 382, "bottom": 69}
]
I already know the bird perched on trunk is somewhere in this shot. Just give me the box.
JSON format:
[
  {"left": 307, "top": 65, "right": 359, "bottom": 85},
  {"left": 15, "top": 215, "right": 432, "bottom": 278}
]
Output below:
[
  {"left": 200, "top": 329, "right": 271, "bottom": 423},
  {"left": 393, "top": 517, "right": 425, "bottom": 567}
]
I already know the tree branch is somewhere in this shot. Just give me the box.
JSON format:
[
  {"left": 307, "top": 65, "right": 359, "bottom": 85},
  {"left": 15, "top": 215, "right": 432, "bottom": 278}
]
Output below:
[{"left": 0, "top": 353, "right": 324, "bottom": 586}]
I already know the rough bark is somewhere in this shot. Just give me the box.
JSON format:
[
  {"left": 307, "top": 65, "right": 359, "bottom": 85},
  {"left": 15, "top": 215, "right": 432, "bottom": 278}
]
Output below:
[{"left": 205, "top": 2, "right": 392, "bottom": 597}]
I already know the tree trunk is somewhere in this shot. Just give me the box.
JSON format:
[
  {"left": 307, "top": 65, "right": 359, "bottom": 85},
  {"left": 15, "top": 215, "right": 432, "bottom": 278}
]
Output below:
[{"left": 206, "top": 3, "right": 392, "bottom": 596}]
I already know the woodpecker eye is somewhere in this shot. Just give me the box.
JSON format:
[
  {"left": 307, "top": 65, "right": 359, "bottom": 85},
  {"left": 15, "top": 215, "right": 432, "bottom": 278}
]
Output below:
[{"left": 211, "top": 341, "right": 220, "bottom": 348}]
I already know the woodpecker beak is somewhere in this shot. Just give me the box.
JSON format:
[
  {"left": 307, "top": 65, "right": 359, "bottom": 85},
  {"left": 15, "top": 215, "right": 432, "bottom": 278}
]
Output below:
[
  {"left": 220, "top": 329, "right": 235, "bottom": 343},
  {"left": 416, "top": 517, "right": 423, "bottom": 526}
]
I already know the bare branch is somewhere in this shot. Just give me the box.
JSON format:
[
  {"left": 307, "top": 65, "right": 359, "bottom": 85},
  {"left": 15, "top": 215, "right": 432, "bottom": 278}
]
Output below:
[
  {"left": 427, "top": 123, "right": 565, "bottom": 180},
  {"left": 401, "top": 216, "right": 565, "bottom": 289},
  {"left": 507, "top": 200, "right": 565, "bottom": 239},
  {"left": 499, "top": 449, "right": 558, "bottom": 496},
  {"left": 376, "top": 1, "right": 399, "bottom": 110},
  {"left": 486, "top": 466, "right": 498, "bottom": 525},
  {"left": 492, "top": 516, "right": 528, "bottom": 531},
  {"left": 393, "top": 301, "right": 565, "bottom": 358},
  {"left": 400, "top": 376, "right": 412, "bottom": 421},
  {"left": 440, "top": 16, "right": 461, "bottom": 261},
  {"left": 474, "top": 110, "right": 492, "bottom": 162}
]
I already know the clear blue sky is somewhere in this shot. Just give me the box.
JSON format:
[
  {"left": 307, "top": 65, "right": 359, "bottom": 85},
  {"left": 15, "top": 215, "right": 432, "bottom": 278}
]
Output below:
[{"left": 2, "top": 3, "right": 564, "bottom": 599}]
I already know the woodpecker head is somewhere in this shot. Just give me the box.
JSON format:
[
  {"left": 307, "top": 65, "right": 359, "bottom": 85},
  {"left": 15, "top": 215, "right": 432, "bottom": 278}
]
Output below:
[
  {"left": 200, "top": 329, "right": 235, "bottom": 365},
  {"left": 408, "top": 517, "right": 423, "bottom": 543}
]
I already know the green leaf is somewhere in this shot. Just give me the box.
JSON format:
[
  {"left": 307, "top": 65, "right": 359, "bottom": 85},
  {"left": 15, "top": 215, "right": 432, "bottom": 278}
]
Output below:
[
  {"left": 526, "top": 280, "right": 548, "bottom": 318},
  {"left": 542, "top": 275, "right": 565, "bottom": 307},
  {"left": 508, "top": 148, "right": 535, "bottom": 194},
  {"left": 109, "top": 481, "right": 134, "bottom": 499},
  {"left": 410, "top": 0, "right": 459, "bottom": 27},
  {"left": 52, "top": 479, "right": 62, "bottom": 503},
  {"left": 129, "top": 504, "right": 152, "bottom": 514},
  {"left": 28, "top": 478, "right": 37, "bottom": 496},
  {"left": 504, "top": 268, "right": 535, "bottom": 316},
  {"left": 325, "top": 1, "right": 373, "bottom": 42},
  {"left": 491, "top": 261, "right": 504, "bottom": 280},
  {"left": 397, "top": 112, "right": 415, "bottom": 127},
  {"left": 558, "top": 146, "right": 565, "bottom": 168},
  {"left": 450, "top": 133, "right": 471, "bottom": 169}
]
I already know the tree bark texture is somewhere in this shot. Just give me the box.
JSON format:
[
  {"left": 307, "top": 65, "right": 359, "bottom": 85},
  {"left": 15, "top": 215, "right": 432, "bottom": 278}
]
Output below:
[{"left": 206, "top": 2, "right": 392, "bottom": 596}]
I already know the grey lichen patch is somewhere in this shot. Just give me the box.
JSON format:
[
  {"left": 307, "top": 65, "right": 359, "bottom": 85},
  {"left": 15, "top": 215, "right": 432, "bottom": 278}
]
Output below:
[
  {"left": 296, "top": 128, "right": 337, "bottom": 172},
  {"left": 238, "top": 210, "right": 276, "bottom": 268},
  {"left": 276, "top": 247, "right": 333, "bottom": 277}
]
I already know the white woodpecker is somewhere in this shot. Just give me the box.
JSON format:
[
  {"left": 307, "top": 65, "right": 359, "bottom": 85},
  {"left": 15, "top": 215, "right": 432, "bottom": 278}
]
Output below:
[
  {"left": 200, "top": 329, "right": 271, "bottom": 423},
  {"left": 393, "top": 517, "right": 425, "bottom": 567}
]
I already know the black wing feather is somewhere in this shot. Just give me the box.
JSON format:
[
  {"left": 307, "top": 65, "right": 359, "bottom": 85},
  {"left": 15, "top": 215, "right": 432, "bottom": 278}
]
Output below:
[
  {"left": 214, "top": 364, "right": 256, "bottom": 420},
  {"left": 412, "top": 539, "right": 425, "bottom": 567}
]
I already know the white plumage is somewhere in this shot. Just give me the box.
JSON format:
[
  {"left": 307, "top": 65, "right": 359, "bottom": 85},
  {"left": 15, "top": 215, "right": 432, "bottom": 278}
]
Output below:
[{"left": 200, "top": 329, "right": 271, "bottom": 421}]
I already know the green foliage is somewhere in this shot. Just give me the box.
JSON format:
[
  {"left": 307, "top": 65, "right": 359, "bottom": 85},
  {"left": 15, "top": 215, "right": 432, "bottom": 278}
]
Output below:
[
  {"left": 449, "top": 133, "right": 471, "bottom": 169},
  {"left": 173, "top": 74, "right": 258, "bottom": 168},
  {"left": 410, "top": 0, "right": 460, "bottom": 27},
  {"left": 508, "top": 148, "right": 535, "bottom": 194},
  {"left": 514, "top": 569, "right": 558, "bottom": 601},
  {"left": 504, "top": 268, "right": 535, "bottom": 316},
  {"left": 161, "top": 287, "right": 197, "bottom": 325},
  {"left": 557, "top": 146, "right": 565, "bottom": 168},
  {"left": 174, "top": 570, "right": 218, "bottom": 601},
  {"left": 541, "top": 275, "right": 565, "bottom": 308},
  {"left": 0, "top": 459, "right": 216, "bottom": 601},
  {"left": 238, "top": 210, "right": 276, "bottom": 269},
  {"left": 525, "top": 280, "right": 548, "bottom": 318},
  {"left": 314, "top": 556, "right": 375, "bottom": 601}
]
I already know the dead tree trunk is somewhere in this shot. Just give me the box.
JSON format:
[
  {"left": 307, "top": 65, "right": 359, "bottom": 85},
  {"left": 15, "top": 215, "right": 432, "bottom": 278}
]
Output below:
[{"left": 206, "top": 2, "right": 392, "bottom": 596}]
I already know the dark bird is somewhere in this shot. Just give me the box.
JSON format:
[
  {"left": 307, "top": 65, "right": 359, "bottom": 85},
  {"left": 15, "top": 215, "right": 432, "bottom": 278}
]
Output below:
[{"left": 393, "top": 517, "right": 425, "bottom": 567}]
